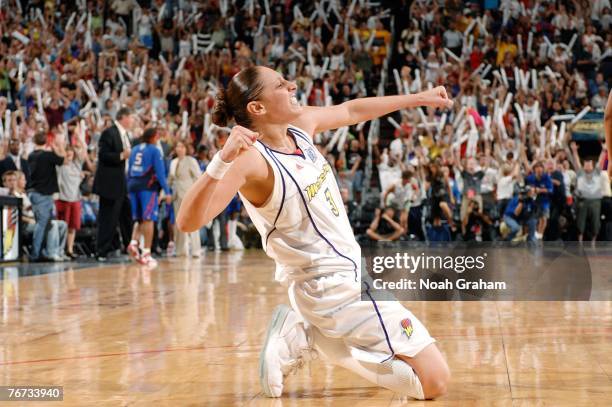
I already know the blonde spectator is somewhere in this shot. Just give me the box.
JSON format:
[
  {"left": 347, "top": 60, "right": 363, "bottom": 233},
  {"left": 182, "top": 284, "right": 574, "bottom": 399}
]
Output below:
[{"left": 168, "top": 140, "right": 202, "bottom": 257}]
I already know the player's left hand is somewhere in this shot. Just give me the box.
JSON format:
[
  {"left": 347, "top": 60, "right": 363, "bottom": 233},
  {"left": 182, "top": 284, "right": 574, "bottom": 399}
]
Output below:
[
  {"left": 164, "top": 195, "right": 172, "bottom": 205},
  {"left": 419, "top": 86, "right": 454, "bottom": 110}
]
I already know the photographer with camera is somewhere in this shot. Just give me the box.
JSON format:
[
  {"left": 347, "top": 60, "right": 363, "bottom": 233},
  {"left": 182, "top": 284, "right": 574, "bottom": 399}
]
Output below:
[
  {"left": 502, "top": 186, "right": 538, "bottom": 242},
  {"left": 461, "top": 199, "right": 493, "bottom": 241}
]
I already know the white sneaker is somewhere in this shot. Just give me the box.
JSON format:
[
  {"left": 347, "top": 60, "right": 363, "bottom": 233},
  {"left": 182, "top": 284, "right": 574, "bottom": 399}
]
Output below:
[
  {"left": 139, "top": 253, "right": 158, "bottom": 268},
  {"left": 259, "top": 305, "right": 314, "bottom": 397},
  {"left": 49, "top": 254, "right": 64, "bottom": 262}
]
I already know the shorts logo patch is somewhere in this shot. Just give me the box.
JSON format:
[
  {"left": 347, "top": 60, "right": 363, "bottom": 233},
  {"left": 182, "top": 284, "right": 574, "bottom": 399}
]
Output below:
[{"left": 401, "top": 318, "right": 413, "bottom": 338}]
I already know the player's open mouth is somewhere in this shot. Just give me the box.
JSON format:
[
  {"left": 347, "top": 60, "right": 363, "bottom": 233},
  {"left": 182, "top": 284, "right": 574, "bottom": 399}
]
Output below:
[{"left": 290, "top": 95, "right": 299, "bottom": 106}]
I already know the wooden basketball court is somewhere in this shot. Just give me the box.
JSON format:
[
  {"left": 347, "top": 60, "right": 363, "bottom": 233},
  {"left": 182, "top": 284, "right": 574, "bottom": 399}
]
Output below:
[{"left": 1, "top": 251, "right": 610, "bottom": 406}]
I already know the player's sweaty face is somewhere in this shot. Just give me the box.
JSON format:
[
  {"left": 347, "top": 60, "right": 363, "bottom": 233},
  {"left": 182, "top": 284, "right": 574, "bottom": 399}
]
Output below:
[{"left": 257, "top": 67, "right": 302, "bottom": 124}]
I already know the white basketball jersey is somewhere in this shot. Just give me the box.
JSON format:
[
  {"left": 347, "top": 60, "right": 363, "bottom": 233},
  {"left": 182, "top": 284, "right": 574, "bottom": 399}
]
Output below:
[{"left": 239, "top": 125, "right": 361, "bottom": 283}]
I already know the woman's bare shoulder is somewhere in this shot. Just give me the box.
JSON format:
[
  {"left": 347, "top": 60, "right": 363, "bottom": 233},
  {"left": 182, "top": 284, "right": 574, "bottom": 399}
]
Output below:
[
  {"left": 234, "top": 145, "right": 271, "bottom": 181},
  {"left": 236, "top": 146, "right": 275, "bottom": 207}
]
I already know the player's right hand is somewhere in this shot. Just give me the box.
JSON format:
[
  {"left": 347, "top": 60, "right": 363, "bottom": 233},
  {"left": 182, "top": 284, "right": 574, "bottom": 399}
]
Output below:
[
  {"left": 419, "top": 86, "right": 454, "bottom": 109},
  {"left": 219, "top": 125, "right": 260, "bottom": 163}
]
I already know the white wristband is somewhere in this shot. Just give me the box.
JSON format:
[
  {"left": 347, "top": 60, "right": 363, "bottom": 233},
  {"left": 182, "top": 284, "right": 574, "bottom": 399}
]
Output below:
[{"left": 206, "top": 152, "right": 233, "bottom": 180}]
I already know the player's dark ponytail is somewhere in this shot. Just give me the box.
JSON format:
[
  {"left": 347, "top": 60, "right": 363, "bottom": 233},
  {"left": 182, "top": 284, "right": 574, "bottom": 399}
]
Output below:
[
  {"left": 211, "top": 66, "right": 264, "bottom": 129},
  {"left": 212, "top": 88, "right": 231, "bottom": 127}
]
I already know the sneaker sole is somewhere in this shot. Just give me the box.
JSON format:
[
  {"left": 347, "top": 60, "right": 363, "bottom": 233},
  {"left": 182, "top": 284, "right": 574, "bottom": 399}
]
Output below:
[{"left": 259, "top": 304, "right": 291, "bottom": 397}]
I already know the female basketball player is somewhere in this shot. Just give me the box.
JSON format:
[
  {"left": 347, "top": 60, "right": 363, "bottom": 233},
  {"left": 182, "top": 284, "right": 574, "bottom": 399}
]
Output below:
[{"left": 177, "top": 66, "right": 452, "bottom": 399}]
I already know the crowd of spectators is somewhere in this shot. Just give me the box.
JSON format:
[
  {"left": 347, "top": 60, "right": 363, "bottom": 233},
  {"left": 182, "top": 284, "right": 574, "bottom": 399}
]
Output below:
[
  {"left": 367, "top": 0, "right": 612, "bottom": 243},
  {"left": 0, "top": 0, "right": 610, "bottom": 262}
]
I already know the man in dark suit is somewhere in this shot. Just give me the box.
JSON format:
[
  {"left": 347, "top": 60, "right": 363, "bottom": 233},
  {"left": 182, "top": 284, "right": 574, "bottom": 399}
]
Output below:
[
  {"left": 93, "top": 107, "right": 134, "bottom": 261},
  {"left": 0, "top": 137, "right": 31, "bottom": 185}
]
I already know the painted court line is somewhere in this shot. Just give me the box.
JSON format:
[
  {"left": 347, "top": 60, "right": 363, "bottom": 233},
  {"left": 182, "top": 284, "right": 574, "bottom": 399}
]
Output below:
[{"left": 0, "top": 344, "right": 241, "bottom": 366}]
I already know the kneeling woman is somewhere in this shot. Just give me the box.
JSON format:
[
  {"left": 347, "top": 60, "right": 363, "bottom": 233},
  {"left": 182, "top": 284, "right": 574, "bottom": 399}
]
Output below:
[{"left": 178, "top": 66, "right": 452, "bottom": 399}]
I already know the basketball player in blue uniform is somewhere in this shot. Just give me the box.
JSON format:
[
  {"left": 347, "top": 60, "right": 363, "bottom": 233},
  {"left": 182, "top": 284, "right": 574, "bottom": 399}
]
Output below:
[
  {"left": 127, "top": 127, "right": 171, "bottom": 267},
  {"left": 177, "top": 67, "right": 453, "bottom": 399}
]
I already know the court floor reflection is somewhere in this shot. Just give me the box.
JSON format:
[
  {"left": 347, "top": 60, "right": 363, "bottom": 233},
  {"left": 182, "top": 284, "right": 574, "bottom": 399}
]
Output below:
[{"left": 0, "top": 251, "right": 610, "bottom": 405}]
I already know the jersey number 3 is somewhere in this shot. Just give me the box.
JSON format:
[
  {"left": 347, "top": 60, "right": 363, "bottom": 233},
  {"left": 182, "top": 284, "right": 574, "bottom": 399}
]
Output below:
[{"left": 324, "top": 188, "right": 340, "bottom": 217}]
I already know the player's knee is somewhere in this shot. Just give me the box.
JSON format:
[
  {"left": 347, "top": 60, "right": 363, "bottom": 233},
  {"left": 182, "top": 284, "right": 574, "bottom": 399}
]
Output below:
[
  {"left": 422, "top": 369, "right": 450, "bottom": 399},
  {"left": 423, "top": 379, "right": 448, "bottom": 399}
]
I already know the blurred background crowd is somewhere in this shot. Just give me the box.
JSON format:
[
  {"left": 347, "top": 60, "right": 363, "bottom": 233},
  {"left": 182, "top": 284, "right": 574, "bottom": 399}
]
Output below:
[{"left": 0, "top": 0, "right": 610, "bottom": 262}]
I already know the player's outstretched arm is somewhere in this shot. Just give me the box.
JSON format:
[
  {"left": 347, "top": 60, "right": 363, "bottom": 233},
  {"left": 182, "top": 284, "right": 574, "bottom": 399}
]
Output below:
[
  {"left": 177, "top": 126, "right": 269, "bottom": 232},
  {"left": 294, "top": 87, "right": 454, "bottom": 135}
]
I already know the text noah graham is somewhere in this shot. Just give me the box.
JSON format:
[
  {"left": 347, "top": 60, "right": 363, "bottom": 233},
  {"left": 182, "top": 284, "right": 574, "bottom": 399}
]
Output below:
[{"left": 372, "top": 278, "right": 507, "bottom": 291}]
